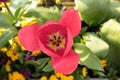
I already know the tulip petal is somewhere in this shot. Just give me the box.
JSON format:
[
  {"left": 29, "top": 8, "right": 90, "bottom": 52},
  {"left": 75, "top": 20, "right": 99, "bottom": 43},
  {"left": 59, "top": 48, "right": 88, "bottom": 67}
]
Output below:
[
  {"left": 52, "top": 50, "right": 80, "bottom": 74},
  {"left": 38, "top": 23, "right": 72, "bottom": 57},
  {"left": 59, "top": 8, "right": 81, "bottom": 37},
  {"left": 41, "top": 21, "right": 73, "bottom": 57},
  {"left": 43, "top": 21, "right": 57, "bottom": 26},
  {"left": 18, "top": 24, "right": 40, "bottom": 52}
]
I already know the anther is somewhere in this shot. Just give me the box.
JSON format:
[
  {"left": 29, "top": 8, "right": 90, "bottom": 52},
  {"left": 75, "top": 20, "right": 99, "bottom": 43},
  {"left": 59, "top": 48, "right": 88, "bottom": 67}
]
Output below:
[
  {"left": 56, "top": 43, "right": 59, "bottom": 47},
  {"left": 53, "top": 35, "right": 56, "bottom": 40},
  {"left": 49, "top": 39, "right": 53, "bottom": 42},
  {"left": 53, "top": 42, "right": 56, "bottom": 45},
  {"left": 58, "top": 36, "right": 61, "bottom": 39},
  {"left": 48, "top": 32, "right": 66, "bottom": 51},
  {"left": 58, "top": 40, "right": 62, "bottom": 43}
]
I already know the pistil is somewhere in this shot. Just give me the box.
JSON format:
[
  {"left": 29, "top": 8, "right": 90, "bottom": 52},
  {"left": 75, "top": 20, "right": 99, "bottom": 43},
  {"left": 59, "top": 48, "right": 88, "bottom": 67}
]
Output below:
[{"left": 48, "top": 32, "right": 66, "bottom": 51}]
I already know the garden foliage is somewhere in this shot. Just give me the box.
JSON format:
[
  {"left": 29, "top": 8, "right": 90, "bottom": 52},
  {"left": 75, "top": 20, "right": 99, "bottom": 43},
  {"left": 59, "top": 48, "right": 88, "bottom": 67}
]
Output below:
[{"left": 0, "top": 0, "right": 120, "bottom": 79}]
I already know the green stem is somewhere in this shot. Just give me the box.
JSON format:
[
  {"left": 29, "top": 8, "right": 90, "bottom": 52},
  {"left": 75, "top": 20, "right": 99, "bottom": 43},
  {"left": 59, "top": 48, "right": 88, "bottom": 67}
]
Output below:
[{"left": 3, "top": 2, "right": 15, "bottom": 19}]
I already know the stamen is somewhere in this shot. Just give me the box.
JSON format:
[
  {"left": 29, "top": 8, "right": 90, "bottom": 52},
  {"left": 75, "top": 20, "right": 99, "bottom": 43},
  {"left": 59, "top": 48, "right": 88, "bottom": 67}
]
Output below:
[
  {"left": 49, "top": 39, "right": 54, "bottom": 42},
  {"left": 48, "top": 32, "right": 66, "bottom": 51},
  {"left": 56, "top": 43, "right": 59, "bottom": 47},
  {"left": 59, "top": 40, "right": 62, "bottom": 43},
  {"left": 53, "top": 42, "right": 56, "bottom": 45},
  {"left": 53, "top": 35, "right": 56, "bottom": 40},
  {"left": 58, "top": 36, "right": 61, "bottom": 39}
]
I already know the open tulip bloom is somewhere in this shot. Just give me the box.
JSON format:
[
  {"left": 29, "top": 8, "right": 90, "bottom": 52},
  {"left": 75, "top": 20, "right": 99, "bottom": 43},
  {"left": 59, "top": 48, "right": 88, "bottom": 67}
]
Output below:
[{"left": 18, "top": 8, "right": 81, "bottom": 74}]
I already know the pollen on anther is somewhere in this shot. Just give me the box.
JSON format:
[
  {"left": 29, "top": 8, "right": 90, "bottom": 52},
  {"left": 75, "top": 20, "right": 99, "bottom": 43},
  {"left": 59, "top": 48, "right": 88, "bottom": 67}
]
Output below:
[{"left": 47, "top": 32, "right": 66, "bottom": 51}]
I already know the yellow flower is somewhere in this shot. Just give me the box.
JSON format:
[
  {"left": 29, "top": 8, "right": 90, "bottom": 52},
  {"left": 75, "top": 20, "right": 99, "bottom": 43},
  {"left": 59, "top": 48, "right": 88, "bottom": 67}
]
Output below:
[
  {"left": 15, "top": 36, "right": 26, "bottom": 51},
  {"left": 54, "top": 71, "right": 74, "bottom": 80},
  {"left": 100, "top": 60, "right": 107, "bottom": 68},
  {"left": 67, "top": 75, "right": 74, "bottom": 80},
  {"left": 21, "top": 18, "right": 37, "bottom": 27},
  {"left": 6, "top": 50, "right": 19, "bottom": 61},
  {"left": 5, "top": 60, "right": 11, "bottom": 72},
  {"left": 55, "top": 0, "right": 61, "bottom": 4},
  {"left": 1, "top": 47, "right": 8, "bottom": 52},
  {"left": 9, "top": 38, "right": 18, "bottom": 50},
  {"left": 0, "top": 3, "right": 3, "bottom": 7},
  {"left": 60, "top": 75, "right": 69, "bottom": 80},
  {"left": 0, "top": 28, "right": 6, "bottom": 35},
  {"left": 40, "top": 76, "right": 47, "bottom": 80},
  {"left": 40, "top": 71, "right": 74, "bottom": 80},
  {"left": 54, "top": 71, "right": 63, "bottom": 78},
  {"left": 9, "top": 37, "right": 26, "bottom": 51},
  {"left": 0, "top": 2, "right": 10, "bottom": 13},
  {"left": 82, "top": 67, "right": 88, "bottom": 77},
  {"left": 11, "top": 43, "right": 17, "bottom": 50},
  {"left": 49, "top": 75, "right": 58, "bottom": 80},
  {"left": 32, "top": 50, "right": 41, "bottom": 56},
  {"left": 0, "top": 2, "right": 10, "bottom": 7},
  {"left": 8, "top": 71, "right": 25, "bottom": 80}
]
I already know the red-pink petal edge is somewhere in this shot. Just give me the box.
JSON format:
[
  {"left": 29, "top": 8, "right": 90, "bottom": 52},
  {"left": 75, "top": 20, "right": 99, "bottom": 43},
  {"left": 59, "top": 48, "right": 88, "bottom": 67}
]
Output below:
[
  {"left": 59, "top": 8, "right": 81, "bottom": 38},
  {"left": 18, "top": 24, "right": 41, "bottom": 52},
  {"left": 52, "top": 50, "right": 80, "bottom": 74}
]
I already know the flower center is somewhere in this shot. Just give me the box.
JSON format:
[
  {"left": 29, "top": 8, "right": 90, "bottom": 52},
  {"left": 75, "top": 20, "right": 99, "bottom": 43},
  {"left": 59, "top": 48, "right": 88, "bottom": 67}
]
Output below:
[{"left": 48, "top": 32, "right": 66, "bottom": 51}]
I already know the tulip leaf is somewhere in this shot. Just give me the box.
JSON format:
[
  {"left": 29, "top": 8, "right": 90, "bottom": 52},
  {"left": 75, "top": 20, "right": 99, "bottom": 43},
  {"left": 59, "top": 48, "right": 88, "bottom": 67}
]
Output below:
[
  {"left": 42, "top": 61, "right": 53, "bottom": 72},
  {"left": 74, "top": 43, "right": 104, "bottom": 71},
  {"left": 74, "top": 36, "right": 81, "bottom": 43},
  {"left": 0, "top": 65, "right": 7, "bottom": 78},
  {"left": 26, "top": 58, "right": 49, "bottom": 72},
  {"left": 18, "top": 52, "right": 24, "bottom": 64},
  {"left": 14, "top": 7, "right": 21, "bottom": 18},
  {"left": 0, "top": 28, "right": 18, "bottom": 49},
  {"left": 108, "top": 0, "right": 120, "bottom": 19},
  {"left": 75, "top": 0, "right": 110, "bottom": 26},
  {"left": 31, "top": 72, "right": 41, "bottom": 78},
  {"left": 72, "top": 69, "right": 85, "bottom": 80},
  {"left": 83, "top": 32, "right": 109, "bottom": 59},
  {"left": 100, "top": 19, "right": 120, "bottom": 68},
  {"left": 93, "top": 70, "right": 105, "bottom": 77},
  {"left": 24, "top": 7, "right": 61, "bottom": 24},
  {"left": 80, "top": 26, "right": 88, "bottom": 35},
  {"left": 0, "top": 13, "right": 14, "bottom": 28},
  {"left": 10, "top": 0, "right": 32, "bottom": 9}
]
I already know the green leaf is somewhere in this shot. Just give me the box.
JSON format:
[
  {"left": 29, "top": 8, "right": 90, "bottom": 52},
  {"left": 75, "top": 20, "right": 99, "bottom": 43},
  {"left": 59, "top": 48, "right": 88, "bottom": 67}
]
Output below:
[
  {"left": 24, "top": 9, "right": 40, "bottom": 17},
  {"left": 24, "top": 7, "right": 61, "bottom": 24},
  {"left": 14, "top": 7, "right": 22, "bottom": 18},
  {"left": 100, "top": 19, "right": 120, "bottom": 68},
  {"left": 75, "top": 0, "right": 110, "bottom": 26},
  {"left": 74, "top": 36, "right": 81, "bottom": 43},
  {"left": 72, "top": 69, "right": 86, "bottom": 80},
  {"left": 108, "top": 0, "right": 120, "bottom": 19},
  {"left": 10, "top": 0, "right": 32, "bottom": 9},
  {"left": 31, "top": 72, "right": 41, "bottom": 78},
  {"left": 80, "top": 26, "right": 88, "bottom": 35},
  {"left": 0, "top": 65, "right": 7, "bottom": 78},
  {"left": 15, "top": 7, "right": 27, "bottom": 21},
  {"left": 93, "top": 70, "right": 106, "bottom": 77},
  {"left": 0, "top": 13, "right": 14, "bottom": 28},
  {"left": 73, "top": 43, "right": 104, "bottom": 71},
  {"left": 42, "top": 61, "right": 53, "bottom": 72},
  {"left": 83, "top": 32, "right": 109, "bottom": 59},
  {"left": 13, "top": 0, "right": 32, "bottom": 21},
  {"left": 0, "top": 28, "right": 18, "bottom": 48},
  {"left": 26, "top": 58, "right": 49, "bottom": 72},
  {"left": 100, "top": 19, "right": 120, "bottom": 46},
  {"left": 18, "top": 52, "right": 24, "bottom": 64}
]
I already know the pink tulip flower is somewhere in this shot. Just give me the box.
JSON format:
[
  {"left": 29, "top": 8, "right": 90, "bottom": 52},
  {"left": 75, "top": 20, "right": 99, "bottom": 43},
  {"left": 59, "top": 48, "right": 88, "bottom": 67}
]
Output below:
[{"left": 18, "top": 8, "right": 81, "bottom": 74}]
